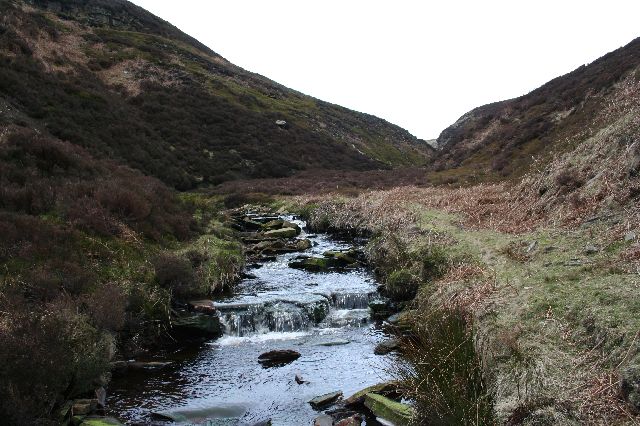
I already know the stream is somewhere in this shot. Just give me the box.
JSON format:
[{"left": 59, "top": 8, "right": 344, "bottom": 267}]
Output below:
[{"left": 108, "top": 215, "right": 395, "bottom": 425}]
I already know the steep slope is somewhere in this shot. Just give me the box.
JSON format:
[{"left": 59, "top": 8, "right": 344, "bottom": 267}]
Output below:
[
  {"left": 432, "top": 37, "right": 640, "bottom": 184},
  {"left": 0, "top": 0, "right": 433, "bottom": 190}
]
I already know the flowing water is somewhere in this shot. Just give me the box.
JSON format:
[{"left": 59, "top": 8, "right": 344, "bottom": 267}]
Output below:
[{"left": 108, "top": 216, "right": 395, "bottom": 425}]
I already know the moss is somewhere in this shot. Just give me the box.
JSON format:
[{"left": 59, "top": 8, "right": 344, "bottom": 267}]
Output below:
[
  {"left": 364, "top": 393, "right": 414, "bottom": 425},
  {"left": 385, "top": 269, "right": 420, "bottom": 302}
]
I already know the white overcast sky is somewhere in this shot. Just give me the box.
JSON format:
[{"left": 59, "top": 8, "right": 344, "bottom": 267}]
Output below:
[{"left": 130, "top": 0, "right": 640, "bottom": 140}]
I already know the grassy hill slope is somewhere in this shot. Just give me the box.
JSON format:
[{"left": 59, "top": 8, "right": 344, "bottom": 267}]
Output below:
[
  {"left": 431, "top": 37, "right": 640, "bottom": 185},
  {"left": 0, "top": 0, "right": 433, "bottom": 190}
]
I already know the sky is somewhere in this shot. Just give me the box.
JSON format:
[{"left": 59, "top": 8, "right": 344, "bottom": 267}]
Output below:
[{"left": 130, "top": 0, "right": 640, "bottom": 140}]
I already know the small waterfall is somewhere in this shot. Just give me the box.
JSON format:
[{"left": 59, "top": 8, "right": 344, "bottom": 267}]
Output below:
[
  {"left": 216, "top": 299, "right": 330, "bottom": 337},
  {"left": 331, "top": 292, "right": 375, "bottom": 309},
  {"left": 265, "top": 303, "right": 311, "bottom": 333},
  {"left": 217, "top": 304, "right": 263, "bottom": 337}
]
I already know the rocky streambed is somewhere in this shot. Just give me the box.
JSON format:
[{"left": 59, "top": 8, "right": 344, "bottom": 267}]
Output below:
[{"left": 106, "top": 211, "right": 411, "bottom": 425}]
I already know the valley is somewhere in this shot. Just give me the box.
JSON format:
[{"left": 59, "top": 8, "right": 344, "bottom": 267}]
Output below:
[{"left": 1, "top": 0, "right": 640, "bottom": 425}]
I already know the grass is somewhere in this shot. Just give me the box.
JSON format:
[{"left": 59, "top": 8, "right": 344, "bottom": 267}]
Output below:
[
  {"left": 290, "top": 187, "right": 640, "bottom": 424},
  {"left": 394, "top": 306, "right": 496, "bottom": 426}
]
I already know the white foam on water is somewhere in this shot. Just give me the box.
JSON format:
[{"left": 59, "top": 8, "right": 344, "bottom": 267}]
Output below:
[{"left": 211, "top": 331, "right": 311, "bottom": 346}]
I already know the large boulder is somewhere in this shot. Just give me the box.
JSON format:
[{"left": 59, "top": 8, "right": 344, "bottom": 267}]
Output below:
[
  {"left": 249, "top": 238, "right": 311, "bottom": 255},
  {"left": 292, "top": 238, "right": 312, "bottom": 251},
  {"left": 187, "top": 299, "right": 217, "bottom": 315},
  {"left": 364, "top": 393, "right": 414, "bottom": 425},
  {"left": 240, "top": 217, "right": 264, "bottom": 231},
  {"left": 72, "top": 399, "right": 98, "bottom": 416},
  {"left": 151, "top": 404, "right": 247, "bottom": 424},
  {"left": 258, "top": 349, "right": 301, "bottom": 367},
  {"left": 262, "top": 219, "right": 285, "bottom": 230}
]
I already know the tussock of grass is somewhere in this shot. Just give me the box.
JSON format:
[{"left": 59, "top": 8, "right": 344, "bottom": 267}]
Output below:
[{"left": 393, "top": 306, "right": 496, "bottom": 425}]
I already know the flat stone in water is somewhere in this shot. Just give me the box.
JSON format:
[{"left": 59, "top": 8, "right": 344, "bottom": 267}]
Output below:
[
  {"left": 309, "top": 391, "right": 343, "bottom": 409},
  {"left": 374, "top": 339, "right": 400, "bottom": 355},
  {"left": 151, "top": 404, "right": 248, "bottom": 423},
  {"left": 315, "top": 339, "right": 350, "bottom": 346},
  {"left": 258, "top": 349, "right": 301, "bottom": 367}
]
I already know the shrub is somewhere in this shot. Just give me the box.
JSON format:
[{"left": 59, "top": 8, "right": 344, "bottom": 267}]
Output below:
[
  {"left": 223, "top": 192, "right": 274, "bottom": 209},
  {"left": 25, "top": 260, "right": 96, "bottom": 300},
  {"left": 554, "top": 168, "right": 584, "bottom": 192},
  {"left": 153, "top": 252, "right": 197, "bottom": 298},
  {"left": 84, "top": 282, "right": 127, "bottom": 332},
  {"left": 0, "top": 294, "right": 112, "bottom": 424}
]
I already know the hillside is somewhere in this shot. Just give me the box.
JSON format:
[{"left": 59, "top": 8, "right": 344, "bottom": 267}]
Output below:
[
  {"left": 432, "top": 37, "right": 640, "bottom": 186},
  {"left": 0, "top": 0, "right": 433, "bottom": 190}
]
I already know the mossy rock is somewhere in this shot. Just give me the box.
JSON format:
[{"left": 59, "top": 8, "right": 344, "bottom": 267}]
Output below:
[
  {"left": 364, "top": 393, "right": 414, "bottom": 425},
  {"left": 385, "top": 269, "right": 420, "bottom": 302},
  {"left": 293, "top": 239, "right": 312, "bottom": 251},
  {"left": 369, "top": 299, "right": 392, "bottom": 320},
  {"left": 323, "top": 250, "right": 357, "bottom": 264},
  {"left": 172, "top": 313, "right": 222, "bottom": 338},
  {"left": 282, "top": 221, "right": 302, "bottom": 234},
  {"left": 80, "top": 417, "right": 123, "bottom": 426},
  {"left": 344, "top": 381, "right": 401, "bottom": 406},
  {"left": 262, "top": 219, "right": 285, "bottom": 230},
  {"left": 289, "top": 256, "right": 347, "bottom": 271},
  {"left": 264, "top": 228, "right": 298, "bottom": 239},
  {"left": 306, "top": 301, "right": 330, "bottom": 323}
]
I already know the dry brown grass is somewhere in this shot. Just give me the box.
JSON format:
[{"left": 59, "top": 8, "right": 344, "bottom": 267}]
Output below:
[
  {"left": 577, "top": 371, "right": 638, "bottom": 425},
  {"left": 432, "top": 264, "right": 497, "bottom": 314}
]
